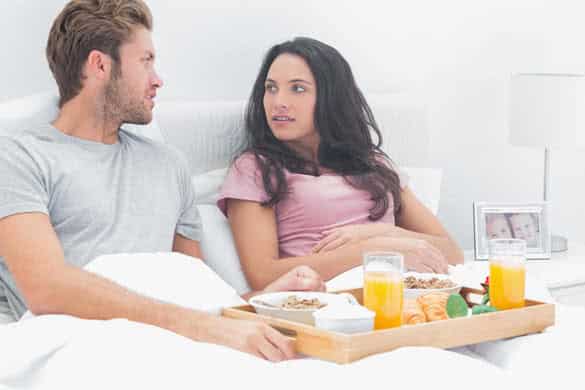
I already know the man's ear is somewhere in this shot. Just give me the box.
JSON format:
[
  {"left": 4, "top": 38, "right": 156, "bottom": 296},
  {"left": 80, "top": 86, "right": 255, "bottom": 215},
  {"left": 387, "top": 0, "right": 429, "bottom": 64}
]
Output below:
[{"left": 85, "top": 50, "right": 113, "bottom": 81}]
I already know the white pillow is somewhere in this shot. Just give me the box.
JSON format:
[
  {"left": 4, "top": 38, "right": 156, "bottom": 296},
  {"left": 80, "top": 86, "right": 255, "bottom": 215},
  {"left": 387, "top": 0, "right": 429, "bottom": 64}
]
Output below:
[
  {"left": 192, "top": 168, "right": 228, "bottom": 205},
  {"left": 197, "top": 204, "right": 251, "bottom": 295},
  {"left": 402, "top": 167, "right": 442, "bottom": 215},
  {"left": 84, "top": 252, "right": 245, "bottom": 314}
]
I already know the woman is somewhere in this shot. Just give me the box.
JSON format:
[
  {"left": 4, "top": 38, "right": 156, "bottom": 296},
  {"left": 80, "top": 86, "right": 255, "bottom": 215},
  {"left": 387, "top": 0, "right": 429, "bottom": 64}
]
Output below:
[{"left": 218, "top": 37, "right": 463, "bottom": 290}]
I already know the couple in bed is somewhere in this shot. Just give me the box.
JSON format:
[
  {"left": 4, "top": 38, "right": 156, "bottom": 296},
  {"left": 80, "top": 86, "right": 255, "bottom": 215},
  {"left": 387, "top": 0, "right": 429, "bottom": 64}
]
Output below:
[{"left": 0, "top": 0, "right": 462, "bottom": 361}]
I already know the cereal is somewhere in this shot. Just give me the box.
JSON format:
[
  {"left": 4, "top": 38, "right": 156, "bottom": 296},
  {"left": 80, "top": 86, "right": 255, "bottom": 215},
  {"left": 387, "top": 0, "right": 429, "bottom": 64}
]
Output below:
[
  {"left": 281, "top": 295, "right": 327, "bottom": 309},
  {"left": 404, "top": 276, "right": 456, "bottom": 289}
]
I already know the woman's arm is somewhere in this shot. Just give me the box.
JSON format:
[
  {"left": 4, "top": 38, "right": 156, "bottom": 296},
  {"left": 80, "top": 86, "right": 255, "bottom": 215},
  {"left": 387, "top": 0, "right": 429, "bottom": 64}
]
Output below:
[
  {"left": 226, "top": 197, "right": 451, "bottom": 290},
  {"left": 226, "top": 199, "right": 366, "bottom": 289}
]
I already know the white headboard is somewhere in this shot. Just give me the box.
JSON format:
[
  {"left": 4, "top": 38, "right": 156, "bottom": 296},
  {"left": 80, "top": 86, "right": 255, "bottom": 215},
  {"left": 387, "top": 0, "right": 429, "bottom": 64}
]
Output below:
[{"left": 156, "top": 93, "right": 431, "bottom": 175}]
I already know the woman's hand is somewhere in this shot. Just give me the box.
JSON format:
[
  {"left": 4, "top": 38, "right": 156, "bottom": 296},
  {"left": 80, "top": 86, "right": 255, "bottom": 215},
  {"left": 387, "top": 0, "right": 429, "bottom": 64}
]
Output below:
[
  {"left": 262, "top": 265, "right": 326, "bottom": 293},
  {"left": 312, "top": 224, "right": 391, "bottom": 253},
  {"left": 363, "top": 236, "right": 449, "bottom": 274}
]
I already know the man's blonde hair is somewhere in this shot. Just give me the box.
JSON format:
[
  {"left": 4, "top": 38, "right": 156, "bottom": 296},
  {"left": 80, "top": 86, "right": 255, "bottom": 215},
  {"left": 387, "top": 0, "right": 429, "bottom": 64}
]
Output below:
[{"left": 46, "top": 0, "right": 153, "bottom": 107}]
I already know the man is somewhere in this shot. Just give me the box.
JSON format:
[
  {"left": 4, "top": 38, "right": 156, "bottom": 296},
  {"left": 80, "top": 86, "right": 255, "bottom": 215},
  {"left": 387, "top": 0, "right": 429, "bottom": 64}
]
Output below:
[{"left": 0, "top": 0, "right": 323, "bottom": 362}]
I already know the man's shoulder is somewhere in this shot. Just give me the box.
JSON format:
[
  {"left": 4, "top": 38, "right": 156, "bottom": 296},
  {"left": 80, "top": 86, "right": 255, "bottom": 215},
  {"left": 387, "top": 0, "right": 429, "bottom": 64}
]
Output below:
[{"left": 0, "top": 126, "right": 51, "bottom": 155}]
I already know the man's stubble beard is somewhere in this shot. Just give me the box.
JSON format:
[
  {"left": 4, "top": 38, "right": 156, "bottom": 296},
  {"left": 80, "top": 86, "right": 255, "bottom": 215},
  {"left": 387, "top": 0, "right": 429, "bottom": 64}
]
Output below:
[{"left": 103, "top": 69, "right": 152, "bottom": 126}]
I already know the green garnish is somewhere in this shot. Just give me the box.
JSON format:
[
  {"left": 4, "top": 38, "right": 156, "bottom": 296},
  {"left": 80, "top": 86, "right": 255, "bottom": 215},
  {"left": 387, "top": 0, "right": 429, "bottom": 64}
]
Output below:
[
  {"left": 472, "top": 305, "right": 498, "bottom": 315},
  {"left": 446, "top": 294, "right": 468, "bottom": 318}
]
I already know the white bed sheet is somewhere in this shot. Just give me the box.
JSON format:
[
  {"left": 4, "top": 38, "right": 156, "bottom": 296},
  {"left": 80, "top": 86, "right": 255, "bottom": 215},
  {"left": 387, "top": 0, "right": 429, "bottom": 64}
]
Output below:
[
  {"left": 0, "top": 314, "right": 511, "bottom": 390},
  {"left": 0, "top": 254, "right": 578, "bottom": 389}
]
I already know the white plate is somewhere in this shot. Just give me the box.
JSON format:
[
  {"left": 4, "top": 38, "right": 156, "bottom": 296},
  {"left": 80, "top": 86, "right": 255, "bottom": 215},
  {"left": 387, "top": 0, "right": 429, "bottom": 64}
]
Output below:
[
  {"left": 249, "top": 291, "right": 357, "bottom": 325},
  {"left": 403, "top": 272, "right": 462, "bottom": 299}
]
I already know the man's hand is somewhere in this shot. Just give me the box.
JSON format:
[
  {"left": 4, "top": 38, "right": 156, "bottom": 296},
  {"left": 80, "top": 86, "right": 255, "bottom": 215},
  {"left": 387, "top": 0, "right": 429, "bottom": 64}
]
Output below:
[
  {"left": 263, "top": 265, "right": 326, "bottom": 293},
  {"left": 216, "top": 317, "right": 295, "bottom": 362}
]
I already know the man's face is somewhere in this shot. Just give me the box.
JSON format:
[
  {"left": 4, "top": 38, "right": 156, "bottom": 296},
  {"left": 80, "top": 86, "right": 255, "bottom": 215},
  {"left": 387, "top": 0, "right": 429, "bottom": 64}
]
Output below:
[{"left": 104, "top": 27, "right": 163, "bottom": 125}]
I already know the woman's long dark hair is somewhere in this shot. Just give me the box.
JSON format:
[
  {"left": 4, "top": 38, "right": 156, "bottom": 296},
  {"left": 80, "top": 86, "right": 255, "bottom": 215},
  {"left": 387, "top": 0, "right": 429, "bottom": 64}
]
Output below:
[{"left": 243, "top": 37, "right": 402, "bottom": 220}]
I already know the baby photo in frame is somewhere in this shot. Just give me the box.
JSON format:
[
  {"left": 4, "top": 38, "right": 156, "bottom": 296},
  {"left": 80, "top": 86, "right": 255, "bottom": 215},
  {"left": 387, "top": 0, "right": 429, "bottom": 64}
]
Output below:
[{"left": 473, "top": 202, "right": 551, "bottom": 259}]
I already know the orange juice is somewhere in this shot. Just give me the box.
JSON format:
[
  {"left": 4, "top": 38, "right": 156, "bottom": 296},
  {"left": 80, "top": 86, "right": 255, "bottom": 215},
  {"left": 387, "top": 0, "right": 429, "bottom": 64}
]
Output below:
[
  {"left": 489, "top": 260, "right": 526, "bottom": 310},
  {"left": 363, "top": 271, "right": 403, "bottom": 329}
]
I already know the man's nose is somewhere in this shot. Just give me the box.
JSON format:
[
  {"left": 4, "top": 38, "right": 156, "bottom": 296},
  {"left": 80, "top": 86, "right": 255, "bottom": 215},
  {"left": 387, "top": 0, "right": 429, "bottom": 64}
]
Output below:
[{"left": 152, "top": 70, "right": 163, "bottom": 88}]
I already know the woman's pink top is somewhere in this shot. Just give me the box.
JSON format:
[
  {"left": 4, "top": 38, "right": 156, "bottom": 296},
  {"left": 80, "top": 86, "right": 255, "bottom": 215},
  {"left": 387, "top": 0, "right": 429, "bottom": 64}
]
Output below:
[{"left": 217, "top": 154, "right": 408, "bottom": 258}]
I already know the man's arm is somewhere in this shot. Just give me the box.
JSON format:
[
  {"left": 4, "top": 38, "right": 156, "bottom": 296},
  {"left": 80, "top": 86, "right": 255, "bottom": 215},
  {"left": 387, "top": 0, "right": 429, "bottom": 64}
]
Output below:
[
  {"left": 172, "top": 233, "right": 203, "bottom": 260},
  {"left": 0, "top": 212, "right": 294, "bottom": 361}
]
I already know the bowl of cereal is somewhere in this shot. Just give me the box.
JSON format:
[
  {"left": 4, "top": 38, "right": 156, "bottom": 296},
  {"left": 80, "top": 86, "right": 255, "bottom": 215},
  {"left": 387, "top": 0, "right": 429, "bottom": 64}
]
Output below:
[
  {"left": 403, "top": 272, "right": 462, "bottom": 299},
  {"left": 249, "top": 291, "right": 357, "bottom": 325}
]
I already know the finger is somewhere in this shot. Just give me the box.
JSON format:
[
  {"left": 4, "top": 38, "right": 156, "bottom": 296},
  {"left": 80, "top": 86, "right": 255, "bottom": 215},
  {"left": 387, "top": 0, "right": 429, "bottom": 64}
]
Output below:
[
  {"left": 293, "top": 265, "right": 319, "bottom": 278},
  {"left": 321, "top": 227, "right": 341, "bottom": 236},
  {"left": 257, "top": 338, "right": 285, "bottom": 362},
  {"left": 319, "top": 237, "right": 349, "bottom": 253},
  {"left": 295, "top": 274, "right": 324, "bottom": 291},
  {"left": 413, "top": 263, "right": 434, "bottom": 273},
  {"left": 312, "top": 233, "right": 339, "bottom": 253},
  {"left": 427, "top": 258, "right": 448, "bottom": 274},
  {"left": 264, "top": 326, "right": 296, "bottom": 360},
  {"left": 425, "top": 251, "right": 449, "bottom": 274}
]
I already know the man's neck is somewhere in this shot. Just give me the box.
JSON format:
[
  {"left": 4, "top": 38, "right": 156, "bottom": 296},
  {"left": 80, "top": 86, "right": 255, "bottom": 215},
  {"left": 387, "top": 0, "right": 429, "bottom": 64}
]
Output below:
[{"left": 52, "top": 94, "right": 121, "bottom": 145}]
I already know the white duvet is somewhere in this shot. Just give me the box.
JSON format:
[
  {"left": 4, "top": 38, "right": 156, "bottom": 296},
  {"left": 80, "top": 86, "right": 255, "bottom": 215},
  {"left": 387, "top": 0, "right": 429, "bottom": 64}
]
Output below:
[{"left": 0, "top": 253, "right": 582, "bottom": 389}]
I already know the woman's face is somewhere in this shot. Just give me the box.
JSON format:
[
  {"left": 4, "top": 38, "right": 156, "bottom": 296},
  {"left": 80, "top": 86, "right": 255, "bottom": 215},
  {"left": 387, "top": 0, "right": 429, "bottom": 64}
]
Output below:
[{"left": 263, "top": 53, "right": 319, "bottom": 156}]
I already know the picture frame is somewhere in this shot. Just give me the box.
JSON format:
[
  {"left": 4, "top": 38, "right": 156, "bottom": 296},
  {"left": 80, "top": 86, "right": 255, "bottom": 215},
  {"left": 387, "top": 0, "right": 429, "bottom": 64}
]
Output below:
[{"left": 473, "top": 201, "right": 551, "bottom": 260}]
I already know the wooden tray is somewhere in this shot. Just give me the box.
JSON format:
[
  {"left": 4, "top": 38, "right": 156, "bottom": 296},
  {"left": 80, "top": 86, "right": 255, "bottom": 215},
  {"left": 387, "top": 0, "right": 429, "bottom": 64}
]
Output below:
[{"left": 222, "top": 287, "right": 555, "bottom": 364}]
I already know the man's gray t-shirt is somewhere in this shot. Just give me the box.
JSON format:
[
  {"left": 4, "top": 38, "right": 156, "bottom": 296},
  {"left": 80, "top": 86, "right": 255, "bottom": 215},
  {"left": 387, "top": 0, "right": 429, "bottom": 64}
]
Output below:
[{"left": 0, "top": 125, "right": 202, "bottom": 319}]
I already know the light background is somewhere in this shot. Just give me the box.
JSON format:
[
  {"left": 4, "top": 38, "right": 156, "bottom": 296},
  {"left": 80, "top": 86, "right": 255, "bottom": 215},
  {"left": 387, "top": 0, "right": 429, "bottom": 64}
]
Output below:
[{"left": 1, "top": 0, "right": 584, "bottom": 250}]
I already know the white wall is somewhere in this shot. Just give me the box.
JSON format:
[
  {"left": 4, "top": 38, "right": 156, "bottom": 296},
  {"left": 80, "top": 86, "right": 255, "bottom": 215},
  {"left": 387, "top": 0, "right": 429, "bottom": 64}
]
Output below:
[{"left": 1, "top": 0, "right": 584, "bottom": 250}]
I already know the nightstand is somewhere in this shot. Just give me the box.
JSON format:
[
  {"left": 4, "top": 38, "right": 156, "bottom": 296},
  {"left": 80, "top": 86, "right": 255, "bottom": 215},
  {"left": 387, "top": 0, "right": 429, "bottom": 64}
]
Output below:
[{"left": 465, "top": 243, "right": 585, "bottom": 307}]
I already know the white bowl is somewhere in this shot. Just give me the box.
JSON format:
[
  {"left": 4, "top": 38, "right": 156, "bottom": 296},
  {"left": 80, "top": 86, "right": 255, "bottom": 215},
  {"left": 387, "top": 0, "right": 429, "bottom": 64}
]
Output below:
[
  {"left": 313, "top": 304, "right": 375, "bottom": 334},
  {"left": 403, "top": 272, "right": 462, "bottom": 299},
  {"left": 249, "top": 291, "right": 357, "bottom": 325}
]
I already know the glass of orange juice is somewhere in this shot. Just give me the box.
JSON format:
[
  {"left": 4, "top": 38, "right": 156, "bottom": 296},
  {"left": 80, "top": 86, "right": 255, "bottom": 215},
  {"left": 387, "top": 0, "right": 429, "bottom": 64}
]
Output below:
[
  {"left": 363, "top": 252, "right": 404, "bottom": 329},
  {"left": 488, "top": 238, "right": 526, "bottom": 310}
]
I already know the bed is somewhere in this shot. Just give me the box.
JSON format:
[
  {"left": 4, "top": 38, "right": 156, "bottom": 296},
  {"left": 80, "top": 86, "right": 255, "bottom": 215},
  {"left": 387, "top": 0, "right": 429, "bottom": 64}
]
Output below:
[{"left": 1, "top": 92, "right": 582, "bottom": 389}]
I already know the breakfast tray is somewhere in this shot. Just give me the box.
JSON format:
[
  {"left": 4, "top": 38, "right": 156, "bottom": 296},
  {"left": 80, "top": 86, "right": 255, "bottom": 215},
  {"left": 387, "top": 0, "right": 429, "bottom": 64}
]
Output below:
[{"left": 222, "top": 287, "right": 555, "bottom": 364}]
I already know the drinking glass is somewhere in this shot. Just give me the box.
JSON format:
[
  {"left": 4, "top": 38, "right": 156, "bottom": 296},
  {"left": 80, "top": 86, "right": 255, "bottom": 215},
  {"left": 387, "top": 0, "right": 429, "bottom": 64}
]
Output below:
[
  {"left": 363, "top": 252, "right": 404, "bottom": 329},
  {"left": 488, "top": 239, "right": 526, "bottom": 310}
]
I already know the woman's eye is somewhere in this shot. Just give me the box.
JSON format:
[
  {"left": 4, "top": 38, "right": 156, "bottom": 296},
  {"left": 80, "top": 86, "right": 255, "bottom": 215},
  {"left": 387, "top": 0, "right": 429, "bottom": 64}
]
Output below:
[
  {"left": 292, "top": 85, "right": 306, "bottom": 93},
  {"left": 265, "top": 84, "right": 277, "bottom": 93}
]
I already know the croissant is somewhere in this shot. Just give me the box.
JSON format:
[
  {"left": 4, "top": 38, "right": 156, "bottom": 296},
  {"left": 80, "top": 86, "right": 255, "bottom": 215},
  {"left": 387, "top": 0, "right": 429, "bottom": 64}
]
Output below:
[
  {"left": 417, "top": 292, "right": 449, "bottom": 322},
  {"left": 402, "top": 299, "right": 426, "bottom": 325}
]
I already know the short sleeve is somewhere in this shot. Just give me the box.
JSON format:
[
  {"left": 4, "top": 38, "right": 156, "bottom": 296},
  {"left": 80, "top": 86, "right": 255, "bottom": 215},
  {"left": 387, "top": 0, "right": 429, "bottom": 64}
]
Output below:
[
  {"left": 170, "top": 147, "right": 202, "bottom": 242},
  {"left": 217, "top": 153, "right": 269, "bottom": 217},
  {"left": 0, "top": 137, "right": 49, "bottom": 220}
]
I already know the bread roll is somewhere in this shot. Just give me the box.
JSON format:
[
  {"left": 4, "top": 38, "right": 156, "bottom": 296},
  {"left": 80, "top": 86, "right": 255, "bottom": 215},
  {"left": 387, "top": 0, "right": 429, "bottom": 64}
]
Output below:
[
  {"left": 403, "top": 299, "right": 426, "bottom": 325},
  {"left": 417, "top": 292, "right": 449, "bottom": 322}
]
